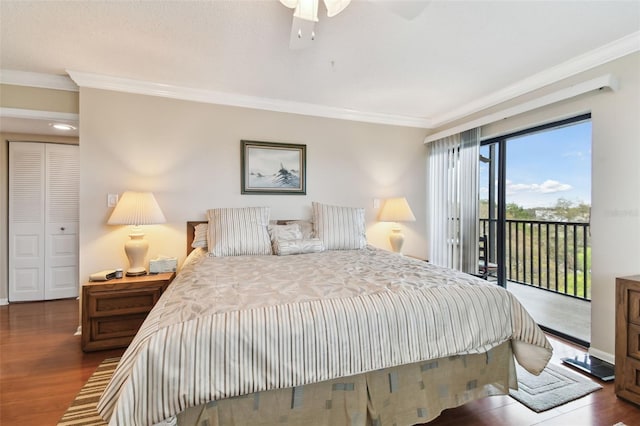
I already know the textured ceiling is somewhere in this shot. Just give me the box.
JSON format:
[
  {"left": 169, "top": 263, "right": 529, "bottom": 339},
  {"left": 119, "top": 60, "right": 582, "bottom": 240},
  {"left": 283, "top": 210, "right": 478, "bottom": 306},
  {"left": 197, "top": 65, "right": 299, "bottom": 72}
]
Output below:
[{"left": 1, "top": 0, "right": 639, "bottom": 130}]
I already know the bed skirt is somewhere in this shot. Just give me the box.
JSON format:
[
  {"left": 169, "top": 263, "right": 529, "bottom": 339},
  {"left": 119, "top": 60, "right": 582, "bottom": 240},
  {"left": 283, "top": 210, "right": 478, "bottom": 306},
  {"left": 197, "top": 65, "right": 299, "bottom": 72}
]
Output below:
[{"left": 169, "top": 341, "right": 515, "bottom": 426}]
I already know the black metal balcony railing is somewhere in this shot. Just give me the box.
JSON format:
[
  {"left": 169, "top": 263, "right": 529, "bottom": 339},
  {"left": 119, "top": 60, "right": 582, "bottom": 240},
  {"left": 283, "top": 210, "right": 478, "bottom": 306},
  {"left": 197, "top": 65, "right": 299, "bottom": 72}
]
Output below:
[{"left": 480, "top": 219, "right": 591, "bottom": 301}]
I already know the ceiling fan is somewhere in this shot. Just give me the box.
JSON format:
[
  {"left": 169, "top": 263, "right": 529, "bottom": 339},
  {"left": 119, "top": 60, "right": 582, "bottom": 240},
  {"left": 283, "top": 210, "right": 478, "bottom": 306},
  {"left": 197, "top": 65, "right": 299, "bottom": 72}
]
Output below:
[{"left": 279, "top": 0, "right": 430, "bottom": 49}]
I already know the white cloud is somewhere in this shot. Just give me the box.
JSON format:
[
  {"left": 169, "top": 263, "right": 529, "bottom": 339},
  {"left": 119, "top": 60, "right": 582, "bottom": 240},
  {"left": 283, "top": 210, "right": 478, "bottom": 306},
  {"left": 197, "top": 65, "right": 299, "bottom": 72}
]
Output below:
[
  {"left": 562, "top": 150, "right": 586, "bottom": 159},
  {"left": 563, "top": 146, "right": 592, "bottom": 159},
  {"left": 506, "top": 179, "right": 572, "bottom": 195}
]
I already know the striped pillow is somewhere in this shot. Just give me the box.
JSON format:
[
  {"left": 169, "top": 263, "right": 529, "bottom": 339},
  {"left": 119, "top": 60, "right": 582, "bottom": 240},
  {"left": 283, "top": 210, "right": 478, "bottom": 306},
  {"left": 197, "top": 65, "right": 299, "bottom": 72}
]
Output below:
[
  {"left": 206, "top": 207, "right": 272, "bottom": 256},
  {"left": 312, "top": 202, "right": 367, "bottom": 250}
]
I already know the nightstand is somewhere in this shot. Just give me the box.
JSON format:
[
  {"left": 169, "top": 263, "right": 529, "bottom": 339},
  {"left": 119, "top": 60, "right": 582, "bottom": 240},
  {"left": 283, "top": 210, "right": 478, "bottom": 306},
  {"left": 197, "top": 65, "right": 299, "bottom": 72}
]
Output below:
[
  {"left": 81, "top": 272, "right": 176, "bottom": 352},
  {"left": 616, "top": 275, "right": 640, "bottom": 405}
]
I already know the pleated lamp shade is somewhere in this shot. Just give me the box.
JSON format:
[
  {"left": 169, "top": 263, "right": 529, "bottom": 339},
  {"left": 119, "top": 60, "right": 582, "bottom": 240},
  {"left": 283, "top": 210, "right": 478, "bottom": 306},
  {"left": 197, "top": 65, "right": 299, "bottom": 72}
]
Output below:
[
  {"left": 378, "top": 197, "right": 415, "bottom": 254},
  {"left": 107, "top": 191, "right": 166, "bottom": 276},
  {"left": 378, "top": 197, "right": 416, "bottom": 223},
  {"left": 107, "top": 191, "right": 166, "bottom": 226}
]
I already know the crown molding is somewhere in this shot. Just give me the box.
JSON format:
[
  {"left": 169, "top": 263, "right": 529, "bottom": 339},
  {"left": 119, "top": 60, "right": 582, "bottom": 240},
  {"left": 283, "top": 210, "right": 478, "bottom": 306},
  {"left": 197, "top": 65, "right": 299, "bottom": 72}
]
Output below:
[
  {"left": 61, "top": 30, "right": 639, "bottom": 130},
  {"left": 0, "top": 107, "right": 79, "bottom": 123},
  {"left": 0, "top": 69, "right": 79, "bottom": 92},
  {"left": 429, "top": 31, "right": 640, "bottom": 128},
  {"left": 67, "top": 70, "right": 433, "bottom": 129},
  {"left": 424, "top": 74, "right": 617, "bottom": 144}
]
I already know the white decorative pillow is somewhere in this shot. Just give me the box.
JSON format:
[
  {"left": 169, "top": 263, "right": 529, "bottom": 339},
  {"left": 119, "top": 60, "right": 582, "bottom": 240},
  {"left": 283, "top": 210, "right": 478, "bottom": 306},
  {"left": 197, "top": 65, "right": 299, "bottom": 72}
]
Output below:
[
  {"left": 268, "top": 224, "right": 302, "bottom": 243},
  {"left": 311, "top": 202, "right": 367, "bottom": 250},
  {"left": 284, "top": 220, "right": 314, "bottom": 239},
  {"left": 191, "top": 223, "right": 208, "bottom": 248},
  {"left": 274, "top": 238, "right": 325, "bottom": 256},
  {"left": 206, "top": 207, "right": 272, "bottom": 256}
]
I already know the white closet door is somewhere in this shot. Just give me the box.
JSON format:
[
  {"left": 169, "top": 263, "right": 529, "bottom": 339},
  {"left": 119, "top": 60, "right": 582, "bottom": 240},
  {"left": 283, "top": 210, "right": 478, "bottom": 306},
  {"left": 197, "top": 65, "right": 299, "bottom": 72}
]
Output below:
[
  {"left": 45, "top": 144, "right": 79, "bottom": 300},
  {"left": 9, "top": 142, "right": 79, "bottom": 302},
  {"left": 9, "top": 142, "right": 46, "bottom": 302}
]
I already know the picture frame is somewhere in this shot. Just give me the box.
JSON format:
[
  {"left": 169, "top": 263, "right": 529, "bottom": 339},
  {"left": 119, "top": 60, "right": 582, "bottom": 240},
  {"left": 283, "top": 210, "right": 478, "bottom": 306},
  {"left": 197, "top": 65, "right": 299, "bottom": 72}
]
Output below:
[{"left": 241, "top": 140, "right": 306, "bottom": 195}]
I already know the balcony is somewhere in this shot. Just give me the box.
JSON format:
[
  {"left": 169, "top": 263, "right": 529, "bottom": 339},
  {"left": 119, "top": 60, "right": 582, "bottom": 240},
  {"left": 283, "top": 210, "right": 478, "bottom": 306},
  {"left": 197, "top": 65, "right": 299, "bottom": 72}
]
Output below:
[
  {"left": 507, "top": 280, "right": 590, "bottom": 344},
  {"left": 480, "top": 218, "right": 591, "bottom": 345}
]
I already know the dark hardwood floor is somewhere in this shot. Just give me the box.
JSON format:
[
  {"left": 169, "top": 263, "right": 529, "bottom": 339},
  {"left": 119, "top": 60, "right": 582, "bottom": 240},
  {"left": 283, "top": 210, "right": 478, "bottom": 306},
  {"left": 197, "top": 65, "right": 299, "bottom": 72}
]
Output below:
[
  {"left": 0, "top": 299, "right": 124, "bottom": 425},
  {"left": 1, "top": 299, "right": 638, "bottom": 425}
]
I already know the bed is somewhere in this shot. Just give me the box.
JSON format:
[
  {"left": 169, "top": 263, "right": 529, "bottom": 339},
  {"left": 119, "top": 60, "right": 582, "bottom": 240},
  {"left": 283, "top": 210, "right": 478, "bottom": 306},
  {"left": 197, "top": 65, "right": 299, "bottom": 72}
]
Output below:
[{"left": 97, "top": 204, "right": 553, "bottom": 426}]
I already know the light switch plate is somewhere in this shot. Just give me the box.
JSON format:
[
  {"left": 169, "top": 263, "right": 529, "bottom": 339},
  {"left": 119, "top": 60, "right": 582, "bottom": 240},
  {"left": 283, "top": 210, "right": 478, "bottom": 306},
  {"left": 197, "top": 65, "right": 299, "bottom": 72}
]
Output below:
[
  {"left": 373, "top": 198, "right": 380, "bottom": 209},
  {"left": 107, "top": 193, "right": 119, "bottom": 207}
]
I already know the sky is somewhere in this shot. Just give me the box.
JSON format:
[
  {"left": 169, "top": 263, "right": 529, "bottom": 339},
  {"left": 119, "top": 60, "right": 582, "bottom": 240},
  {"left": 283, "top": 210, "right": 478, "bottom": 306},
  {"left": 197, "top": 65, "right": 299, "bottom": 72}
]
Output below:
[
  {"left": 480, "top": 120, "right": 591, "bottom": 208},
  {"left": 247, "top": 147, "right": 300, "bottom": 175}
]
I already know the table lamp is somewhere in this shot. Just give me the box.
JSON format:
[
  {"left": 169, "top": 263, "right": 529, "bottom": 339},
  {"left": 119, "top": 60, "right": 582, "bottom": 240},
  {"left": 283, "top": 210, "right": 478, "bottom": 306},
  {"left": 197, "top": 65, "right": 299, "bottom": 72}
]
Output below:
[
  {"left": 107, "top": 191, "right": 166, "bottom": 276},
  {"left": 378, "top": 197, "right": 416, "bottom": 254}
]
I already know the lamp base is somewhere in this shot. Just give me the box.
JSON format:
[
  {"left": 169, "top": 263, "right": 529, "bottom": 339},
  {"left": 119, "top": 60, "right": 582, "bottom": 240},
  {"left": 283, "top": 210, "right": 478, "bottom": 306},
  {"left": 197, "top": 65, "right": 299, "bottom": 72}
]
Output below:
[
  {"left": 389, "top": 226, "right": 405, "bottom": 254},
  {"left": 124, "top": 231, "right": 149, "bottom": 276},
  {"left": 125, "top": 268, "right": 147, "bottom": 277}
]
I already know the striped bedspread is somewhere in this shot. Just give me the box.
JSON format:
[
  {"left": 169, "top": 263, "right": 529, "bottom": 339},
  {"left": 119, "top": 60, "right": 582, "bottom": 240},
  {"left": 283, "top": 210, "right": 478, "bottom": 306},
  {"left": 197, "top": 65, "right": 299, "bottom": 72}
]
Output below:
[{"left": 98, "top": 247, "right": 552, "bottom": 426}]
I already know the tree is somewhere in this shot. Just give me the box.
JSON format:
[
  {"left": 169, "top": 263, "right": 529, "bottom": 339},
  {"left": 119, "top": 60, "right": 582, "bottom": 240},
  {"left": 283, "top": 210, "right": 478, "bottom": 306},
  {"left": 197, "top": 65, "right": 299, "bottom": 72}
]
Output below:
[
  {"left": 553, "top": 198, "right": 590, "bottom": 222},
  {"left": 505, "top": 203, "right": 536, "bottom": 220}
]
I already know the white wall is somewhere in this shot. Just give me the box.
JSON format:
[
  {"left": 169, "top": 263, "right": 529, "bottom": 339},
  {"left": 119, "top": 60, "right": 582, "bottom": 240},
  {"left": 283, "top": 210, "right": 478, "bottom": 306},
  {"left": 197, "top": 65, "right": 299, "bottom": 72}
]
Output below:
[
  {"left": 79, "top": 88, "right": 428, "bottom": 284},
  {"left": 478, "top": 53, "right": 640, "bottom": 363}
]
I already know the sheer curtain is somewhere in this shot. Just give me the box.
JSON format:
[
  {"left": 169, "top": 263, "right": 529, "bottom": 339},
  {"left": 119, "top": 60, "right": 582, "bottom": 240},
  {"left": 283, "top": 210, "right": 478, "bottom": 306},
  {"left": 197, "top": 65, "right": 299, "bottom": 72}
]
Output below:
[{"left": 427, "top": 128, "right": 480, "bottom": 273}]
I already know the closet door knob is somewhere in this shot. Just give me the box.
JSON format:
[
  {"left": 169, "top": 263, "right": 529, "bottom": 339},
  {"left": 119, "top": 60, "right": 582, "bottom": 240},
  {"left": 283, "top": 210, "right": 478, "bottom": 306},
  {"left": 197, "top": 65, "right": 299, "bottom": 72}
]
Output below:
[{"left": 60, "top": 227, "right": 66, "bottom": 231}]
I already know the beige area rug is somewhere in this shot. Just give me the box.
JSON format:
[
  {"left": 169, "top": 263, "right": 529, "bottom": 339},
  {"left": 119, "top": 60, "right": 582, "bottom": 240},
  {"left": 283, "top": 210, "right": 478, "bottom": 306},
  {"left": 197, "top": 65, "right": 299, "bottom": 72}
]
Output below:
[
  {"left": 509, "top": 363, "right": 602, "bottom": 412},
  {"left": 57, "top": 358, "right": 119, "bottom": 426}
]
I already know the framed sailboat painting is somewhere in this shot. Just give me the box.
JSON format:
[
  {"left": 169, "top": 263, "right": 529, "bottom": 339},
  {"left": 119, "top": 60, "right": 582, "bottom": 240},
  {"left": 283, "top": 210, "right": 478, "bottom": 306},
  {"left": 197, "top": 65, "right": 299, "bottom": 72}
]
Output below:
[{"left": 241, "top": 140, "right": 306, "bottom": 195}]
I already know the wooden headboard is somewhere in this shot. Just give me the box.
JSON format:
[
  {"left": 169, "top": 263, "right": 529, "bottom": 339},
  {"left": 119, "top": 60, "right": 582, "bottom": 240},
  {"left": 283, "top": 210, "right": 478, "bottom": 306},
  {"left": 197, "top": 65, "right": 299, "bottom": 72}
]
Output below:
[{"left": 187, "top": 219, "right": 295, "bottom": 255}]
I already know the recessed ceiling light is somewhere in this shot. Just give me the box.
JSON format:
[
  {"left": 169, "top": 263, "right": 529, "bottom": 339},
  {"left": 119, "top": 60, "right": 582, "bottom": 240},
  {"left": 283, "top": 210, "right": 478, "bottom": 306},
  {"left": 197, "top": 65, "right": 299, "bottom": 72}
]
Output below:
[{"left": 50, "top": 123, "right": 77, "bottom": 131}]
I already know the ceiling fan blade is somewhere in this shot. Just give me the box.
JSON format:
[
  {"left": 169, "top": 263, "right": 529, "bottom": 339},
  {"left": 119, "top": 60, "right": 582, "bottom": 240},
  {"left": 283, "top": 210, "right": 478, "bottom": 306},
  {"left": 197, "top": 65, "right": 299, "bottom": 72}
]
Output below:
[
  {"left": 280, "top": 0, "right": 298, "bottom": 8},
  {"left": 324, "top": 0, "right": 352, "bottom": 18},
  {"left": 289, "top": 16, "right": 316, "bottom": 50}
]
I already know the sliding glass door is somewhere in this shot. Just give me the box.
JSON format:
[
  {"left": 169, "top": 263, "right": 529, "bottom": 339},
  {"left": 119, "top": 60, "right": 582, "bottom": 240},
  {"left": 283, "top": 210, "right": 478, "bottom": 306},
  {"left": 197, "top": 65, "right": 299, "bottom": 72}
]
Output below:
[
  {"left": 481, "top": 114, "right": 591, "bottom": 289},
  {"left": 479, "top": 114, "right": 592, "bottom": 343}
]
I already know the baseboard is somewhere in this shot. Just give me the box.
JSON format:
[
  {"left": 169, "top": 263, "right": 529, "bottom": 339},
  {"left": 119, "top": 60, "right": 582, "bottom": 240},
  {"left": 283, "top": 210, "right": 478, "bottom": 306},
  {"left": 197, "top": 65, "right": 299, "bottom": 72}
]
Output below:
[
  {"left": 589, "top": 347, "right": 615, "bottom": 365},
  {"left": 0, "top": 298, "right": 8, "bottom": 306}
]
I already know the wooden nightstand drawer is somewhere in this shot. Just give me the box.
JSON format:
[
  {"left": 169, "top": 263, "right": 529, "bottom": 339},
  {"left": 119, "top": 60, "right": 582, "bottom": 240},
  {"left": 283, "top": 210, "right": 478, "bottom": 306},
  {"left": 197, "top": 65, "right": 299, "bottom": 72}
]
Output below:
[
  {"left": 89, "top": 313, "right": 149, "bottom": 343},
  {"left": 82, "top": 272, "right": 175, "bottom": 352},
  {"left": 628, "top": 323, "right": 640, "bottom": 360},
  {"left": 89, "top": 285, "right": 163, "bottom": 317},
  {"left": 629, "top": 289, "right": 640, "bottom": 326},
  {"left": 621, "top": 356, "right": 640, "bottom": 402}
]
